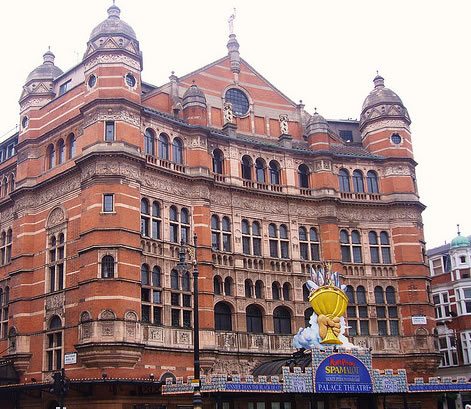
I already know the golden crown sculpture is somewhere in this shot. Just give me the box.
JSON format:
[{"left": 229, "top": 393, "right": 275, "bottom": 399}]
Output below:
[{"left": 307, "top": 262, "right": 348, "bottom": 344}]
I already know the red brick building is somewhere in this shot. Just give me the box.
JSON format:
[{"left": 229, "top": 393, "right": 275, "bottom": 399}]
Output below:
[{"left": 0, "top": 4, "right": 439, "bottom": 408}]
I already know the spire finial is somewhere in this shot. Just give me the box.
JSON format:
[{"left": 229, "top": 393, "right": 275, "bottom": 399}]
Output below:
[
  {"left": 457, "top": 224, "right": 461, "bottom": 236},
  {"left": 228, "top": 8, "right": 236, "bottom": 35},
  {"left": 314, "top": 107, "right": 318, "bottom": 114}
]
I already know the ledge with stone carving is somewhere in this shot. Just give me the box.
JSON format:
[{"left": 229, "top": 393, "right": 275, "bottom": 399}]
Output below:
[{"left": 75, "top": 342, "right": 144, "bottom": 368}]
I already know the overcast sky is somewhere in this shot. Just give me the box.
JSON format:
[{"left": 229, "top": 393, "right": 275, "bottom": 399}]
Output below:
[{"left": 0, "top": 0, "right": 469, "bottom": 249}]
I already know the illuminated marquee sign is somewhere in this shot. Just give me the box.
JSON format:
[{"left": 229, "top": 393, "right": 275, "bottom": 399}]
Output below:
[{"left": 315, "top": 353, "right": 372, "bottom": 393}]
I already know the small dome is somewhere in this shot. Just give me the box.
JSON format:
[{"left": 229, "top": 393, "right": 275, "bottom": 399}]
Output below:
[
  {"left": 361, "top": 75, "right": 404, "bottom": 112},
  {"left": 359, "top": 74, "right": 410, "bottom": 129},
  {"left": 25, "top": 50, "right": 63, "bottom": 83},
  {"left": 89, "top": 4, "right": 137, "bottom": 41},
  {"left": 306, "top": 111, "right": 329, "bottom": 134},
  {"left": 451, "top": 233, "right": 470, "bottom": 249},
  {"left": 182, "top": 84, "right": 207, "bottom": 108}
]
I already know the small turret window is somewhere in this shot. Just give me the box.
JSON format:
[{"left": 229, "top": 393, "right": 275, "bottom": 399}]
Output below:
[
  {"left": 391, "top": 133, "right": 402, "bottom": 144},
  {"left": 21, "top": 116, "right": 29, "bottom": 129},
  {"left": 88, "top": 74, "right": 97, "bottom": 88},
  {"left": 225, "top": 88, "right": 249, "bottom": 116},
  {"left": 125, "top": 73, "right": 136, "bottom": 88}
]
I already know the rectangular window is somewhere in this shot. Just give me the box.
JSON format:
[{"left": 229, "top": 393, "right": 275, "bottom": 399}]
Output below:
[
  {"left": 103, "top": 194, "right": 114, "bottom": 212},
  {"left": 141, "top": 305, "right": 150, "bottom": 323},
  {"left": 348, "top": 320, "right": 357, "bottom": 336},
  {"left": 171, "top": 293, "right": 180, "bottom": 306},
  {"left": 59, "top": 80, "right": 71, "bottom": 96},
  {"left": 153, "top": 306, "right": 162, "bottom": 325},
  {"left": 105, "top": 121, "right": 115, "bottom": 142},
  {"left": 378, "top": 320, "right": 388, "bottom": 336},
  {"left": 183, "top": 294, "right": 192, "bottom": 307},
  {"left": 253, "top": 238, "right": 262, "bottom": 256},
  {"left": 170, "top": 223, "right": 178, "bottom": 243},
  {"left": 360, "top": 320, "right": 370, "bottom": 335},
  {"left": 223, "top": 233, "right": 231, "bottom": 252},
  {"left": 242, "top": 237, "right": 251, "bottom": 255},
  {"left": 183, "top": 310, "right": 192, "bottom": 328},
  {"left": 171, "top": 309, "right": 180, "bottom": 327},
  {"left": 300, "top": 243, "right": 308, "bottom": 260},
  {"left": 269, "top": 240, "right": 278, "bottom": 258}
]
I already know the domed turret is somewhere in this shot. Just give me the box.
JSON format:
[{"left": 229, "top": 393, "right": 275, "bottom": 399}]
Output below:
[
  {"left": 89, "top": 4, "right": 136, "bottom": 41},
  {"left": 306, "top": 110, "right": 331, "bottom": 151},
  {"left": 83, "top": 3, "right": 141, "bottom": 62},
  {"left": 359, "top": 74, "right": 410, "bottom": 131},
  {"left": 25, "top": 50, "right": 63, "bottom": 84},
  {"left": 19, "top": 50, "right": 63, "bottom": 111},
  {"left": 182, "top": 83, "right": 207, "bottom": 109},
  {"left": 451, "top": 232, "right": 470, "bottom": 249},
  {"left": 306, "top": 111, "right": 329, "bottom": 135},
  {"left": 182, "top": 83, "right": 207, "bottom": 126}
]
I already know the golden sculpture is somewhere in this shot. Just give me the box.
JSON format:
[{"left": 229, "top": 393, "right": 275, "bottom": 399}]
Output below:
[{"left": 307, "top": 262, "right": 348, "bottom": 344}]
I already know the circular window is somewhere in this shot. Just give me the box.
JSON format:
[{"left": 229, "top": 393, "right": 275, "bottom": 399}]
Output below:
[
  {"left": 88, "top": 74, "right": 97, "bottom": 88},
  {"left": 125, "top": 73, "right": 136, "bottom": 88},
  {"left": 21, "top": 116, "right": 29, "bottom": 129},
  {"left": 391, "top": 133, "right": 402, "bottom": 144},
  {"left": 225, "top": 88, "right": 249, "bottom": 116}
]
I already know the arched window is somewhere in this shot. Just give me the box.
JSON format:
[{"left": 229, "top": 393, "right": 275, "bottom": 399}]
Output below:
[
  {"left": 141, "top": 265, "right": 163, "bottom": 324},
  {"left": 351, "top": 230, "right": 362, "bottom": 263},
  {"left": 212, "top": 149, "right": 224, "bottom": 174},
  {"left": 2, "top": 229, "right": 13, "bottom": 265},
  {"left": 215, "top": 302, "right": 232, "bottom": 331},
  {"left": 340, "top": 229, "right": 351, "bottom": 263},
  {"left": 246, "top": 305, "right": 263, "bottom": 333},
  {"left": 273, "top": 306, "right": 291, "bottom": 334},
  {"left": 242, "top": 220, "right": 261, "bottom": 256},
  {"left": 67, "top": 133, "right": 76, "bottom": 159},
  {"left": 101, "top": 255, "right": 115, "bottom": 278},
  {"left": 57, "top": 139, "right": 65, "bottom": 165},
  {"left": 211, "top": 215, "right": 220, "bottom": 250},
  {"left": 158, "top": 133, "right": 169, "bottom": 160},
  {"left": 224, "top": 277, "right": 233, "bottom": 296},
  {"left": 367, "top": 170, "right": 379, "bottom": 193},
  {"left": 172, "top": 138, "right": 183, "bottom": 164},
  {"left": 169, "top": 206, "right": 190, "bottom": 244},
  {"left": 182, "top": 271, "right": 190, "bottom": 292},
  {"left": 380, "top": 231, "right": 392, "bottom": 264},
  {"left": 272, "top": 282, "right": 281, "bottom": 300},
  {"left": 255, "top": 158, "right": 266, "bottom": 183},
  {"left": 141, "top": 264, "right": 150, "bottom": 285},
  {"left": 221, "top": 217, "right": 232, "bottom": 252},
  {"left": 304, "top": 308, "right": 313, "bottom": 327},
  {"left": 299, "top": 226, "right": 320, "bottom": 261},
  {"left": 375, "top": 286, "right": 399, "bottom": 336},
  {"left": 369, "top": 231, "right": 380, "bottom": 263},
  {"left": 352, "top": 170, "right": 364, "bottom": 193},
  {"left": 279, "top": 224, "right": 289, "bottom": 258},
  {"left": 241, "top": 155, "right": 252, "bottom": 180},
  {"left": 303, "top": 283, "right": 310, "bottom": 302},
  {"left": 282, "top": 282, "right": 291, "bottom": 301},
  {"left": 47, "top": 232, "right": 65, "bottom": 292},
  {"left": 140, "top": 199, "right": 150, "bottom": 237},
  {"left": 46, "top": 315, "right": 63, "bottom": 371},
  {"left": 47, "top": 144, "right": 55, "bottom": 169},
  {"left": 144, "top": 128, "right": 155, "bottom": 155},
  {"left": 269, "top": 223, "right": 278, "bottom": 258},
  {"left": 171, "top": 270, "right": 179, "bottom": 290},
  {"left": 357, "top": 286, "right": 367, "bottom": 304},
  {"left": 245, "top": 279, "right": 253, "bottom": 298},
  {"left": 269, "top": 160, "right": 280, "bottom": 185},
  {"left": 298, "top": 164, "right": 309, "bottom": 188},
  {"left": 346, "top": 285, "right": 369, "bottom": 336},
  {"left": 338, "top": 169, "right": 350, "bottom": 192},
  {"left": 255, "top": 280, "right": 264, "bottom": 299},
  {"left": 214, "top": 276, "right": 222, "bottom": 295}
]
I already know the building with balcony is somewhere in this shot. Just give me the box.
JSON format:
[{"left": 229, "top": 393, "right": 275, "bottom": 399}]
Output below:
[
  {"left": 429, "top": 229, "right": 471, "bottom": 408},
  {"left": 0, "top": 3, "right": 439, "bottom": 409}
]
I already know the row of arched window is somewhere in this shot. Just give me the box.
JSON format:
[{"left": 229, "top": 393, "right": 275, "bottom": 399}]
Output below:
[
  {"left": 338, "top": 169, "right": 379, "bottom": 194},
  {"left": 140, "top": 199, "right": 190, "bottom": 244},
  {"left": 46, "top": 133, "right": 76, "bottom": 170},
  {"left": 214, "top": 301, "right": 293, "bottom": 334},
  {"left": 0, "top": 173, "right": 15, "bottom": 198},
  {"left": 0, "top": 229, "right": 12, "bottom": 266},
  {"left": 144, "top": 129, "right": 183, "bottom": 164},
  {"left": 211, "top": 149, "right": 381, "bottom": 193},
  {"left": 345, "top": 285, "right": 399, "bottom": 336},
  {"left": 340, "top": 229, "right": 392, "bottom": 264}
]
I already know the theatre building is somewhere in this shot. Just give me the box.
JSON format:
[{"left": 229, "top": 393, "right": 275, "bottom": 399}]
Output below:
[{"left": 0, "top": 3, "right": 449, "bottom": 409}]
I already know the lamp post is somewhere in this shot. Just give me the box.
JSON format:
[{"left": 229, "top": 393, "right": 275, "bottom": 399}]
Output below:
[{"left": 176, "top": 234, "right": 202, "bottom": 409}]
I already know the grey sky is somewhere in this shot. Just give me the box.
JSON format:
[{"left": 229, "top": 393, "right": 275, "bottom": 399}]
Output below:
[{"left": 1, "top": 0, "right": 469, "bottom": 248}]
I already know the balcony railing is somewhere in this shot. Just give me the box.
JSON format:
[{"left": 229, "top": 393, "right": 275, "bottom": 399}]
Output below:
[
  {"left": 146, "top": 155, "right": 186, "bottom": 173},
  {"left": 340, "top": 192, "right": 381, "bottom": 201}
]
